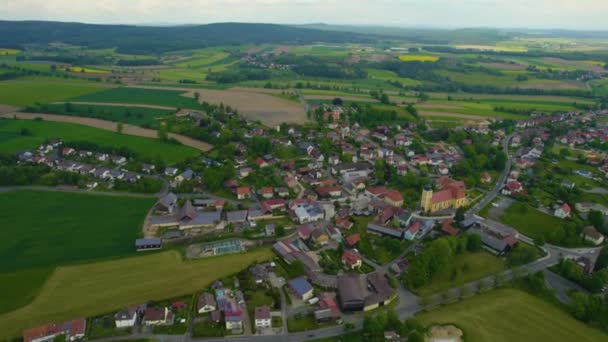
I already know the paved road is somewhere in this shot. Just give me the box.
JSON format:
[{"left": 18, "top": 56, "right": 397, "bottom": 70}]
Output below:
[
  {"left": 543, "top": 269, "right": 590, "bottom": 304},
  {"left": 466, "top": 134, "right": 513, "bottom": 217}
]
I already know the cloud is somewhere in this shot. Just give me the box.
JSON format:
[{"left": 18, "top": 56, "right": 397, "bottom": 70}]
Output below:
[{"left": 0, "top": 0, "right": 607, "bottom": 29}]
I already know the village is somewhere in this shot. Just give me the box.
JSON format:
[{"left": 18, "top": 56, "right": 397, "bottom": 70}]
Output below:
[{"left": 20, "top": 102, "right": 608, "bottom": 342}]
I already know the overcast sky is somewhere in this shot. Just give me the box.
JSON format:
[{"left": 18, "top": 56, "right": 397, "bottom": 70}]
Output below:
[{"left": 1, "top": 0, "right": 607, "bottom": 30}]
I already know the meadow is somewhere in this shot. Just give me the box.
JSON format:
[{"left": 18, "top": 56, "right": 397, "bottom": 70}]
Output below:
[
  {"left": 0, "top": 248, "right": 273, "bottom": 340},
  {"left": 494, "top": 202, "right": 569, "bottom": 244},
  {"left": 0, "top": 118, "right": 200, "bottom": 163},
  {"left": 71, "top": 87, "right": 202, "bottom": 109},
  {"left": 0, "top": 190, "right": 154, "bottom": 314},
  {"left": 417, "top": 251, "right": 507, "bottom": 296},
  {"left": 417, "top": 288, "right": 608, "bottom": 342},
  {"left": 0, "top": 77, "right": 110, "bottom": 106}
]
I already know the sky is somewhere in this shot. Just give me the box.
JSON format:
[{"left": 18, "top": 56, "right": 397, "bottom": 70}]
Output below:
[{"left": 1, "top": 0, "right": 608, "bottom": 30}]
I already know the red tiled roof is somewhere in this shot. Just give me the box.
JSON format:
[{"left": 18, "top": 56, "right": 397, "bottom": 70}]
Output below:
[
  {"left": 342, "top": 250, "right": 362, "bottom": 266},
  {"left": 346, "top": 234, "right": 361, "bottom": 246},
  {"left": 236, "top": 187, "right": 251, "bottom": 195}
]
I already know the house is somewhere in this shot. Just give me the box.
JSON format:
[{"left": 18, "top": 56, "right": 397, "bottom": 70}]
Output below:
[
  {"left": 255, "top": 157, "right": 269, "bottom": 168},
  {"left": 470, "top": 219, "right": 519, "bottom": 254},
  {"left": 384, "top": 331, "right": 400, "bottom": 341},
  {"left": 480, "top": 172, "right": 492, "bottom": 184},
  {"left": 403, "top": 221, "right": 421, "bottom": 241},
  {"left": 144, "top": 307, "right": 174, "bottom": 326},
  {"left": 336, "top": 217, "right": 354, "bottom": 230},
  {"left": 581, "top": 226, "right": 605, "bottom": 246},
  {"left": 239, "top": 167, "right": 253, "bottom": 179},
  {"left": 554, "top": 203, "right": 571, "bottom": 219},
  {"left": 197, "top": 293, "right": 217, "bottom": 313},
  {"left": 142, "top": 163, "right": 156, "bottom": 174},
  {"left": 502, "top": 181, "right": 523, "bottom": 196},
  {"left": 288, "top": 276, "right": 314, "bottom": 300},
  {"left": 420, "top": 179, "right": 466, "bottom": 213},
  {"left": 265, "top": 224, "right": 275, "bottom": 236},
  {"left": 298, "top": 226, "right": 313, "bottom": 240},
  {"left": 23, "top": 319, "right": 86, "bottom": 342},
  {"left": 225, "top": 311, "right": 243, "bottom": 332},
  {"left": 175, "top": 169, "right": 194, "bottom": 183},
  {"left": 342, "top": 250, "right": 363, "bottom": 269},
  {"left": 115, "top": 307, "right": 138, "bottom": 328},
  {"left": 311, "top": 229, "right": 329, "bottom": 246},
  {"left": 236, "top": 187, "right": 251, "bottom": 200},
  {"left": 259, "top": 187, "right": 274, "bottom": 199},
  {"left": 135, "top": 238, "right": 161, "bottom": 251},
  {"left": 254, "top": 306, "right": 272, "bottom": 328},
  {"left": 337, "top": 272, "right": 395, "bottom": 312},
  {"left": 110, "top": 155, "right": 127, "bottom": 165},
  {"left": 291, "top": 200, "right": 324, "bottom": 224},
  {"left": 345, "top": 234, "right": 361, "bottom": 247},
  {"left": 367, "top": 223, "right": 404, "bottom": 239},
  {"left": 276, "top": 187, "right": 290, "bottom": 198},
  {"left": 440, "top": 220, "right": 460, "bottom": 236},
  {"left": 164, "top": 167, "right": 179, "bottom": 177}
]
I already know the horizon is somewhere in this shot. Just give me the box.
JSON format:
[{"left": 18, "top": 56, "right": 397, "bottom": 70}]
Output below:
[{"left": 2, "top": 0, "right": 608, "bottom": 31}]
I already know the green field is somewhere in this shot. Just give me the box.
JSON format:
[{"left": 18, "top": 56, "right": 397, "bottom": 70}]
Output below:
[
  {"left": 418, "top": 251, "right": 507, "bottom": 296},
  {"left": 0, "top": 190, "right": 154, "bottom": 314},
  {"left": 71, "top": 87, "right": 201, "bottom": 109},
  {"left": 0, "top": 78, "right": 109, "bottom": 106},
  {"left": 26, "top": 103, "right": 172, "bottom": 127},
  {"left": 417, "top": 288, "right": 608, "bottom": 342},
  {"left": 0, "top": 248, "right": 273, "bottom": 340},
  {"left": 497, "top": 202, "right": 567, "bottom": 243},
  {"left": 0, "top": 119, "right": 199, "bottom": 163}
]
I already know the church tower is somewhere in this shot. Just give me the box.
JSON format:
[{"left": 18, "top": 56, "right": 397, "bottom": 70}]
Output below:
[{"left": 420, "top": 184, "right": 433, "bottom": 212}]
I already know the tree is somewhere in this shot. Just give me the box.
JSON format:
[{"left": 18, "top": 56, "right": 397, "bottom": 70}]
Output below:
[
  {"left": 408, "top": 331, "right": 424, "bottom": 342},
  {"left": 157, "top": 123, "right": 169, "bottom": 141},
  {"left": 589, "top": 210, "right": 604, "bottom": 230},
  {"left": 194, "top": 92, "right": 200, "bottom": 101},
  {"left": 116, "top": 122, "right": 124, "bottom": 134},
  {"left": 466, "top": 234, "right": 482, "bottom": 252},
  {"left": 380, "top": 93, "right": 390, "bottom": 104},
  {"left": 332, "top": 97, "right": 343, "bottom": 106},
  {"left": 405, "top": 103, "right": 418, "bottom": 118}
]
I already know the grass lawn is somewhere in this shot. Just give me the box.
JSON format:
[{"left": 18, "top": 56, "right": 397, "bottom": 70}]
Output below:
[
  {"left": 500, "top": 202, "right": 565, "bottom": 242},
  {"left": 0, "top": 77, "right": 109, "bottom": 106},
  {"left": 0, "top": 190, "right": 154, "bottom": 314},
  {"left": 0, "top": 118, "right": 199, "bottom": 163},
  {"left": 0, "top": 248, "right": 273, "bottom": 340},
  {"left": 417, "top": 288, "right": 608, "bottom": 342},
  {"left": 418, "top": 251, "right": 507, "bottom": 296},
  {"left": 287, "top": 314, "right": 318, "bottom": 332},
  {"left": 72, "top": 87, "right": 201, "bottom": 109}
]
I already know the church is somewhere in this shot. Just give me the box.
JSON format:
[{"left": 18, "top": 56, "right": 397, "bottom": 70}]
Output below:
[{"left": 421, "top": 176, "right": 467, "bottom": 213}]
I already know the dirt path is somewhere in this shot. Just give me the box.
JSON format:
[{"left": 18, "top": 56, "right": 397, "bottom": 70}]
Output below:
[
  {"left": 1, "top": 112, "right": 213, "bottom": 152},
  {"left": 304, "top": 95, "right": 378, "bottom": 102},
  {"left": 54, "top": 101, "right": 177, "bottom": 111}
]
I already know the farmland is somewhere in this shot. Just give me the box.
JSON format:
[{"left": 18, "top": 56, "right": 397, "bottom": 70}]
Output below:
[
  {"left": 71, "top": 87, "right": 201, "bottom": 109},
  {"left": 0, "top": 190, "right": 154, "bottom": 314},
  {"left": 398, "top": 55, "right": 439, "bottom": 62},
  {"left": 24, "top": 103, "right": 172, "bottom": 127},
  {"left": 0, "top": 248, "right": 273, "bottom": 340},
  {"left": 0, "top": 77, "right": 110, "bottom": 106},
  {"left": 0, "top": 118, "right": 202, "bottom": 162},
  {"left": 417, "top": 288, "right": 608, "bottom": 342}
]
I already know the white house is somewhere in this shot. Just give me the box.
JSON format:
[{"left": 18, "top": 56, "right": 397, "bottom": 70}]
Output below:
[
  {"left": 164, "top": 167, "right": 179, "bottom": 177},
  {"left": 115, "top": 307, "right": 137, "bottom": 328},
  {"left": 581, "top": 226, "right": 605, "bottom": 246},
  {"left": 554, "top": 203, "right": 571, "bottom": 219},
  {"left": 254, "top": 306, "right": 272, "bottom": 329}
]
